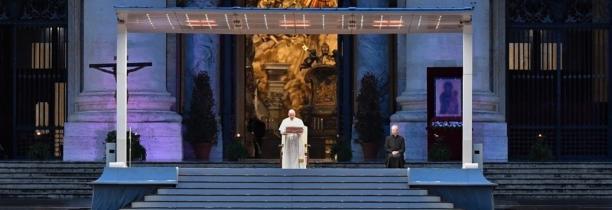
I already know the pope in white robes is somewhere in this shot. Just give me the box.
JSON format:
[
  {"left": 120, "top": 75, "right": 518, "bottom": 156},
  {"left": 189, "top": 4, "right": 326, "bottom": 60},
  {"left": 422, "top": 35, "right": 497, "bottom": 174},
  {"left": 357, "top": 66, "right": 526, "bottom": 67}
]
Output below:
[{"left": 278, "top": 109, "right": 306, "bottom": 168}]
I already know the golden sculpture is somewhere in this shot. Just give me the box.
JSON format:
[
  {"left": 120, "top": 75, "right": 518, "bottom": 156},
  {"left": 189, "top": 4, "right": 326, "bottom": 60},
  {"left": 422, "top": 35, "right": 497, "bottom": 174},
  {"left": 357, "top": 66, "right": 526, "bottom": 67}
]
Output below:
[{"left": 250, "top": 0, "right": 337, "bottom": 116}]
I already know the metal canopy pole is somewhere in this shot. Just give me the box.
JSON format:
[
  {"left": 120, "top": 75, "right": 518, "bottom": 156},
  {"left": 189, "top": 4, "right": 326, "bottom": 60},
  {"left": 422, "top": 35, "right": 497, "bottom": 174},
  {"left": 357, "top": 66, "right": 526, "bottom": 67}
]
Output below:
[
  {"left": 462, "top": 20, "right": 477, "bottom": 169},
  {"left": 114, "top": 13, "right": 128, "bottom": 167}
]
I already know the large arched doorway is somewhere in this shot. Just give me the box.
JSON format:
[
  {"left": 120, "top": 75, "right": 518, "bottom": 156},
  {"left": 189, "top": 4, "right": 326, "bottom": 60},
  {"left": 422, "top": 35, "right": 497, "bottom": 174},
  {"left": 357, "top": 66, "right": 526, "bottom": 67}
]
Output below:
[{"left": 240, "top": 0, "right": 339, "bottom": 160}]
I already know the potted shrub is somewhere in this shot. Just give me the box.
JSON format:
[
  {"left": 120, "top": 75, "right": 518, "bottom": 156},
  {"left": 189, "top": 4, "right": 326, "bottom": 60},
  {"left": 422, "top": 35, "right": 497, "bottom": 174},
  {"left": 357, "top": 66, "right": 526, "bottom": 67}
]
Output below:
[
  {"left": 105, "top": 130, "right": 146, "bottom": 161},
  {"left": 429, "top": 133, "right": 450, "bottom": 161},
  {"left": 0, "top": 144, "right": 7, "bottom": 159},
  {"left": 27, "top": 141, "right": 52, "bottom": 160},
  {"left": 354, "top": 72, "right": 384, "bottom": 160},
  {"left": 184, "top": 72, "right": 218, "bottom": 160},
  {"left": 225, "top": 139, "right": 247, "bottom": 161},
  {"left": 105, "top": 133, "right": 117, "bottom": 162},
  {"left": 331, "top": 135, "right": 352, "bottom": 162},
  {"left": 528, "top": 134, "right": 553, "bottom": 161}
]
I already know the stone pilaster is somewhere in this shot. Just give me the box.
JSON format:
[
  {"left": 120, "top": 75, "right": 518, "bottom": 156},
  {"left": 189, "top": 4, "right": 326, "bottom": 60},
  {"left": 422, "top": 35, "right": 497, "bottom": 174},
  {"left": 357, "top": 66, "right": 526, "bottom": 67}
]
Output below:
[
  {"left": 63, "top": 0, "right": 183, "bottom": 161},
  {"left": 67, "top": 0, "right": 81, "bottom": 118},
  {"left": 392, "top": 32, "right": 463, "bottom": 162},
  {"left": 391, "top": 0, "right": 507, "bottom": 162},
  {"left": 469, "top": 0, "right": 507, "bottom": 162}
]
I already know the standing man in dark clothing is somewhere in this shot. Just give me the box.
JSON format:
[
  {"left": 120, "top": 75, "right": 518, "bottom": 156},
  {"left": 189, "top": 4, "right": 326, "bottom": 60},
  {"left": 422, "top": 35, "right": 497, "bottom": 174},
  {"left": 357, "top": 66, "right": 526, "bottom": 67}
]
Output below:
[
  {"left": 385, "top": 125, "right": 405, "bottom": 168},
  {"left": 247, "top": 117, "right": 266, "bottom": 158}
]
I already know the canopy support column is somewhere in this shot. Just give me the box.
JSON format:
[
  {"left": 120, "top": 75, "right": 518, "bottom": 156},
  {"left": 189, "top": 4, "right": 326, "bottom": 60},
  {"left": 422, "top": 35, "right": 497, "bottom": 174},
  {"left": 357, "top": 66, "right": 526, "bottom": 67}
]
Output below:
[
  {"left": 114, "top": 13, "right": 128, "bottom": 166},
  {"left": 462, "top": 21, "right": 477, "bottom": 169}
]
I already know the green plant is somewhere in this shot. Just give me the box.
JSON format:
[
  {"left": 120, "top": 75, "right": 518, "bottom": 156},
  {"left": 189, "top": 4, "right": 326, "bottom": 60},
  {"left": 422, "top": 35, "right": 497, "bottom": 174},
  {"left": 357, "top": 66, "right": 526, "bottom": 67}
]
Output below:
[
  {"left": 354, "top": 72, "right": 384, "bottom": 144},
  {"left": 0, "top": 144, "right": 7, "bottom": 159},
  {"left": 27, "top": 141, "right": 52, "bottom": 160},
  {"left": 225, "top": 140, "right": 247, "bottom": 161},
  {"left": 331, "top": 139, "right": 352, "bottom": 162},
  {"left": 105, "top": 130, "right": 147, "bottom": 161},
  {"left": 184, "top": 72, "right": 218, "bottom": 144},
  {"left": 429, "top": 134, "right": 450, "bottom": 161},
  {"left": 528, "top": 137, "right": 553, "bottom": 161}
]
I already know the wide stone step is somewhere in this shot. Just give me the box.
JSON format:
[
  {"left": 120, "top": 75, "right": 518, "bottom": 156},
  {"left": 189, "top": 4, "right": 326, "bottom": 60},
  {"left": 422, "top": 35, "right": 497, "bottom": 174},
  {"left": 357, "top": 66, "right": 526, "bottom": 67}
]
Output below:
[
  {"left": 483, "top": 163, "right": 612, "bottom": 169},
  {"left": 0, "top": 172, "right": 101, "bottom": 177},
  {"left": 123, "top": 208, "right": 460, "bottom": 210},
  {"left": 0, "top": 189, "right": 91, "bottom": 195},
  {"left": 175, "top": 182, "right": 409, "bottom": 189},
  {"left": 144, "top": 195, "right": 441, "bottom": 202},
  {"left": 485, "top": 174, "right": 612, "bottom": 179},
  {"left": 0, "top": 173, "right": 100, "bottom": 179},
  {"left": 495, "top": 184, "right": 612, "bottom": 190},
  {"left": 178, "top": 168, "right": 407, "bottom": 176},
  {"left": 0, "top": 184, "right": 91, "bottom": 189},
  {"left": 0, "top": 173, "right": 101, "bottom": 178},
  {"left": 129, "top": 201, "right": 454, "bottom": 209},
  {"left": 157, "top": 188, "right": 428, "bottom": 196},
  {"left": 494, "top": 189, "right": 612, "bottom": 194},
  {"left": 494, "top": 194, "right": 612, "bottom": 200},
  {"left": 491, "top": 179, "right": 612, "bottom": 184},
  {"left": 0, "top": 177, "right": 96, "bottom": 184},
  {"left": 179, "top": 175, "right": 408, "bottom": 183},
  {"left": 0, "top": 168, "right": 103, "bottom": 173},
  {"left": 484, "top": 168, "right": 612, "bottom": 173},
  {"left": 0, "top": 179, "right": 95, "bottom": 184}
]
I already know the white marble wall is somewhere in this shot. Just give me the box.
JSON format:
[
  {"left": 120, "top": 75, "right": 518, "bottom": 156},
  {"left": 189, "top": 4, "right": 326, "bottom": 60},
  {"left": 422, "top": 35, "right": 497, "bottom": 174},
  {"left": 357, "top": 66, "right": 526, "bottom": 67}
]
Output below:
[
  {"left": 63, "top": 0, "right": 183, "bottom": 161},
  {"left": 392, "top": 0, "right": 508, "bottom": 162}
]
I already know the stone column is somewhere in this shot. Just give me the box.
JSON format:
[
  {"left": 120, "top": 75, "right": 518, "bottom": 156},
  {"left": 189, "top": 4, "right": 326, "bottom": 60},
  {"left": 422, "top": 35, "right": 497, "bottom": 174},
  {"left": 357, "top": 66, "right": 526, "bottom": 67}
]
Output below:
[
  {"left": 472, "top": 0, "right": 508, "bottom": 162},
  {"left": 64, "top": 0, "right": 183, "bottom": 161},
  {"left": 352, "top": 0, "right": 390, "bottom": 161},
  {"left": 391, "top": 0, "right": 507, "bottom": 162},
  {"left": 183, "top": 0, "right": 222, "bottom": 161},
  {"left": 469, "top": 0, "right": 507, "bottom": 162}
]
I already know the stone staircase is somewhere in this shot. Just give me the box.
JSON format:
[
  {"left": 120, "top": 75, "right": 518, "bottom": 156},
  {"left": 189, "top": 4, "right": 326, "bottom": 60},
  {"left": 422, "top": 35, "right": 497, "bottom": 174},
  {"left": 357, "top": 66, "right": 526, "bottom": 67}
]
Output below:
[
  {"left": 1, "top": 161, "right": 611, "bottom": 203},
  {"left": 0, "top": 161, "right": 103, "bottom": 199},
  {"left": 121, "top": 168, "right": 458, "bottom": 210},
  {"left": 484, "top": 162, "right": 612, "bottom": 200}
]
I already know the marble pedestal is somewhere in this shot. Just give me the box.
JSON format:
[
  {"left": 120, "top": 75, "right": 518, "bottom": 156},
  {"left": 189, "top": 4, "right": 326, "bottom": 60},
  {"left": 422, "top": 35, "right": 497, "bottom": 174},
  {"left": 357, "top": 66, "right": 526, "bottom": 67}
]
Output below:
[
  {"left": 64, "top": 121, "right": 182, "bottom": 161},
  {"left": 473, "top": 122, "right": 507, "bottom": 162},
  {"left": 63, "top": 91, "right": 183, "bottom": 161},
  {"left": 390, "top": 120, "right": 507, "bottom": 162}
]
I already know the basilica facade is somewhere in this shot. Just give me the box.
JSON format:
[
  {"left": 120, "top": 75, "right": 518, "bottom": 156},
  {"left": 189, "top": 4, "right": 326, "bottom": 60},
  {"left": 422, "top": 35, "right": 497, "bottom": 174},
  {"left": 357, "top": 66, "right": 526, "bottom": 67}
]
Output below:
[{"left": 0, "top": 0, "right": 609, "bottom": 162}]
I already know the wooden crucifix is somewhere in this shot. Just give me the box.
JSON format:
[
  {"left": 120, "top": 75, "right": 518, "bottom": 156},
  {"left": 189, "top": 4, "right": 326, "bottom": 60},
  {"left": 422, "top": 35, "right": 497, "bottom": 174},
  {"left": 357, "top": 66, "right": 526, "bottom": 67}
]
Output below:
[{"left": 88, "top": 56, "right": 152, "bottom": 100}]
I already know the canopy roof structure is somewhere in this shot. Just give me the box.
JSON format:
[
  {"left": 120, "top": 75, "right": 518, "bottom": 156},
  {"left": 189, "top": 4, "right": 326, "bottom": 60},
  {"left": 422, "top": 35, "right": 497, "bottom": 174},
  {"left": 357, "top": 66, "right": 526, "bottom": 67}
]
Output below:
[
  {"left": 117, "top": 7, "right": 472, "bottom": 34},
  {"left": 111, "top": 7, "right": 478, "bottom": 169}
]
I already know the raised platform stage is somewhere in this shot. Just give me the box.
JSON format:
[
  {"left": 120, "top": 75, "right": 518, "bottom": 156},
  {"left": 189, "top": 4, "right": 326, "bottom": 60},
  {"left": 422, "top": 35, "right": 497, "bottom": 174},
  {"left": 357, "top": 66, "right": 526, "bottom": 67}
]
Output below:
[
  {"left": 92, "top": 167, "right": 494, "bottom": 210},
  {"left": 2, "top": 161, "right": 612, "bottom": 209}
]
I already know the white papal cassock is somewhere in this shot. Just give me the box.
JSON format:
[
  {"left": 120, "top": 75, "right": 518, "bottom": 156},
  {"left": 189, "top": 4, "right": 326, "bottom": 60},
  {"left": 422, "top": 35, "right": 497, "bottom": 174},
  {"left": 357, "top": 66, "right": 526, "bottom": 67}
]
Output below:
[{"left": 278, "top": 117, "right": 307, "bottom": 169}]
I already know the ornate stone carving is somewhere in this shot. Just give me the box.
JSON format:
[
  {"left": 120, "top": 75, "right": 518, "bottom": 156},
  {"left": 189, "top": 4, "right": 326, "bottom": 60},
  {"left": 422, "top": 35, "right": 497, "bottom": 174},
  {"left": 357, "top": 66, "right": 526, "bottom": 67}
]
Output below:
[
  {"left": 507, "top": 0, "right": 609, "bottom": 24},
  {"left": 0, "top": 0, "right": 67, "bottom": 21}
]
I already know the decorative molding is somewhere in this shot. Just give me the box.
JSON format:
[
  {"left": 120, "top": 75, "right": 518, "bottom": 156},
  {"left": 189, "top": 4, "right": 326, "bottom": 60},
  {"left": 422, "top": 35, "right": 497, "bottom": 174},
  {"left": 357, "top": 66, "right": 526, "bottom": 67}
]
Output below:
[
  {"left": 0, "top": 0, "right": 67, "bottom": 21},
  {"left": 507, "top": 0, "right": 610, "bottom": 24}
]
